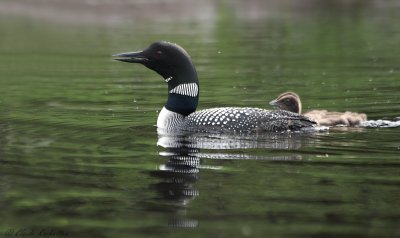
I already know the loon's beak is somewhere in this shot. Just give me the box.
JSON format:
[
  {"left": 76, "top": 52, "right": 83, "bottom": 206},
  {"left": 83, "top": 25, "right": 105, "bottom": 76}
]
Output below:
[
  {"left": 112, "top": 51, "right": 149, "bottom": 63},
  {"left": 269, "top": 99, "right": 278, "bottom": 107}
]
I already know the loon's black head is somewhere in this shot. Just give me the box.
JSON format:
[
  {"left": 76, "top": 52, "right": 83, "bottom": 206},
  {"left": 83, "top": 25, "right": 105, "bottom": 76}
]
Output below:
[
  {"left": 113, "top": 41, "right": 197, "bottom": 85},
  {"left": 269, "top": 92, "right": 302, "bottom": 114},
  {"left": 113, "top": 41, "right": 199, "bottom": 116}
]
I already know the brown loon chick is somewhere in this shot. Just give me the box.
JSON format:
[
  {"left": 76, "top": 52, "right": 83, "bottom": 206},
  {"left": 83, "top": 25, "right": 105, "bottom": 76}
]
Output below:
[{"left": 269, "top": 92, "right": 367, "bottom": 126}]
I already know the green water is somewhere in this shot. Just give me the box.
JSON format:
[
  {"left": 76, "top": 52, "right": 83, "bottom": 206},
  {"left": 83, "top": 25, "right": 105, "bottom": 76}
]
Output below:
[{"left": 0, "top": 1, "right": 399, "bottom": 237}]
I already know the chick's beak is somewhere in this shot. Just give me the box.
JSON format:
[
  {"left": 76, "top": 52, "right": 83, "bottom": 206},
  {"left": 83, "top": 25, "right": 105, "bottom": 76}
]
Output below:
[{"left": 269, "top": 99, "right": 278, "bottom": 106}]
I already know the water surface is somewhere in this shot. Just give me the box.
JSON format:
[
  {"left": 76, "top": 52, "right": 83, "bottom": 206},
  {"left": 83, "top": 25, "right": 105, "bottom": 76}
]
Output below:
[{"left": 0, "top": 1, "right": 399, "bottom": 237}]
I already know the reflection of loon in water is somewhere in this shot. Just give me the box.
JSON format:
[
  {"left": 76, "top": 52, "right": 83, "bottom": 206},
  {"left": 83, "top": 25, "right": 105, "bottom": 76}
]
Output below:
[
  {"left": 150, "top": 147, "right": 200, "bottom": 228},
  {"left": 157, "top": 131, "right": 316, "bottom": 152},
  {"left": 150, "top": 132, "right": 314, "bottom": 228}
]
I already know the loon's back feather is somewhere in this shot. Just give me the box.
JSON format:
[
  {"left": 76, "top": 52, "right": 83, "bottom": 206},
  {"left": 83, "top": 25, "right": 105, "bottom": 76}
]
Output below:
[{"left": 182, "top": 107, "right": 316, "bottom": 133}]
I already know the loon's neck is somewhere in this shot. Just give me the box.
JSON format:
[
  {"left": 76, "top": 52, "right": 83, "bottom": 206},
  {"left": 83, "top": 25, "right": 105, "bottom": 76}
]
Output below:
[{"left": 163, "top": 62, "right": 199, "bottom": 116}]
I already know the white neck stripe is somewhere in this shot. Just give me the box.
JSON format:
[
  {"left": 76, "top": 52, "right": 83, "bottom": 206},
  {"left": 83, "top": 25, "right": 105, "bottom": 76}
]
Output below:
[
  {"left": 169, "top": 83, "right": 198, "bottom": 97},
  {"left": 165, "top": 76, "right": 173, "bottom": 82}
]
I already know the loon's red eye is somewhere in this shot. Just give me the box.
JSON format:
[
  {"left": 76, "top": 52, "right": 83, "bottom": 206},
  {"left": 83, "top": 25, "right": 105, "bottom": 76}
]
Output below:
[{"left": 154, "top": 50, "right": 163, "bottom": 59}]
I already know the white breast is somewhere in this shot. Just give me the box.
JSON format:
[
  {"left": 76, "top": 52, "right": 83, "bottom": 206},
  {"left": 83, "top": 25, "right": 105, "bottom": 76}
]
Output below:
[{"left": 157, "top": 107, "right": 185, "bottom": 130}]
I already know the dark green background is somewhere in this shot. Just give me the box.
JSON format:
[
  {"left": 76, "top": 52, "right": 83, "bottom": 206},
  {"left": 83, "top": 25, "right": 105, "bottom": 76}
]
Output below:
[{"left": 0, "top": 1, "right": 399, "bottom": 237}]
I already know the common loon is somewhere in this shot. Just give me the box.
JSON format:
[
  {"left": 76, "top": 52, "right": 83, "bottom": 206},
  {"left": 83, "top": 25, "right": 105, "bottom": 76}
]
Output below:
[
  {"left": 269, "top": 92, "right": 367, "bottom": 126},
  {"left": 113, "top": 41, "right": 316, "bottom": 134}
]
